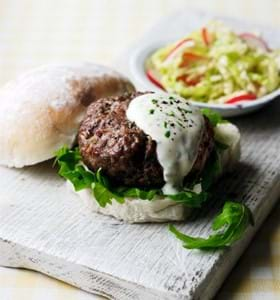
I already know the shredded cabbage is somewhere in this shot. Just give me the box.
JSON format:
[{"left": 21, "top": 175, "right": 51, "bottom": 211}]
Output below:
[{"left": 148, "top": 21, "right": 280, "bottom": 104}]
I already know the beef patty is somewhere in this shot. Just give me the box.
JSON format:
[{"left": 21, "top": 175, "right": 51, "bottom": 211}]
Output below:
[{"left": 78, "top": 91, "right": 214, "bottom": 188}]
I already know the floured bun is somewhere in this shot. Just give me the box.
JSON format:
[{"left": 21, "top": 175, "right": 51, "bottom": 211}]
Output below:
[{"left": 0, "top": 63, "right": 135, "bottom": 168}]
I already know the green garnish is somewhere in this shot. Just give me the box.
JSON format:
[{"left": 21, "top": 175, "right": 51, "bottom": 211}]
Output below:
[
  {"left": 169, "top": 201, "right": 254, "bottom": 249},
  {"left": 176, "top": 120, "right": 184, "bottom": 128},
  {"left": 178, "top": 107, "right": 192, "bottom": 114},
  {"left": 149, "top": 109, "right": 155, "bottom": 114},
  {"left": 151, "top": 99, "right": 158, "bottom": 104},
  {"left": 167, "top": 190, "right": 208, "bottom": 207},
  {"left": 164, "top": 131, "right": 171, "bottom": 138},
  {"left": 200, "top": 149, "right": 221, "bottom": 191},
  {"left": 167, "top": 111, "right": 175, "bottom": 117},
  {"left": 201, "top": 108, "right": 227, "bottom": 127}
]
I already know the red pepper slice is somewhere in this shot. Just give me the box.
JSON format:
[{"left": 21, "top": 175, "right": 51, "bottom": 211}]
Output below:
[
  {"left": 179, "top": 52, "right": 205, "bottom": 68},
  {"left": 146, "top": 69, "right": 165, "bottom": 90},
  {"left": 225, "top": 93, "right": 257, "bottom": 104},
  {"left": 201, "top": 27, "right": 210, "bottom": 46},
  {"left": 165, "top": 38, "right": 194, "bottom": 60},
  {"left": 239, "top": 33, "right": 270, "bottom": 52}
]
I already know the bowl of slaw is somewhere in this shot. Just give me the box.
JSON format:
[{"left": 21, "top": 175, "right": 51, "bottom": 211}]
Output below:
[{"left": 130, "top": 21, "right": 280, "bottom": 117}]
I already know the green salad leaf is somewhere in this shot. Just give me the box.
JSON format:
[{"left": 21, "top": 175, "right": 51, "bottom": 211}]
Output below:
[
  {"left": 113, "top": 186, "right": 160, "bottom": 200},
  {"left": 200, "top": 148, "right": 221, "bottom": 191},
  {"left": 55, "top": 147, "right": 95, "bottom": 191},
  {"left": 55, "top": 147, "right": 207, "bottom": 208},
  {"left": 169, "top": 201, "right": 254, "bottom": 249},
  {"left": 201, "top": 108, "right": 227, "bottom": 127},
  {"left": 91, "top": 169, "right": 125, "bottom": 207},
  {"left": 92, "top": 183, "right": 125, "bottom": 207},
  {"left": 167, "top": 190, "right": 208, "bottom": 207}
]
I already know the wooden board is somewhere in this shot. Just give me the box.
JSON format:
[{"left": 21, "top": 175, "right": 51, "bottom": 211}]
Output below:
[{"left": 1, "top": 9, "right": 280, "bottom": 300}]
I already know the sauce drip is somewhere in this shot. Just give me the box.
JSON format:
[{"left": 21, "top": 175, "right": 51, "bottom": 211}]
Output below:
[{"left": 126, "top": 93, "right": 204, "bottom": 194}]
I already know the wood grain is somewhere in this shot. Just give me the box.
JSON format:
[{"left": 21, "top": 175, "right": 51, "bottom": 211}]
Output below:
[{"left": 0, "top": 9, "right": 280, "bottom": 300}]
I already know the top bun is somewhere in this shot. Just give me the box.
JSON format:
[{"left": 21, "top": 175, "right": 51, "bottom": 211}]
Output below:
[{"left": 0, "top": 63, "right": 135, "bottom": 168}]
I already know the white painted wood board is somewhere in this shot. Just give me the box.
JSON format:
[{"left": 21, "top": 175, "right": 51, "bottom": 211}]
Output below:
[{"left": 0, "top": 9, "right": 280, "bottom": 300}]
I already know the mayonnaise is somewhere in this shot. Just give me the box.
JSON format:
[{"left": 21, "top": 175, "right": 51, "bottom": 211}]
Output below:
[{"left": 126, "top": 93, "right": 204, "bottom": 194}]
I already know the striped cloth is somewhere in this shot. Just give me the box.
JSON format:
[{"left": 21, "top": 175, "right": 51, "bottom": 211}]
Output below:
[{"left": 0, "top": 0, "right": 279, "bottom": 299}]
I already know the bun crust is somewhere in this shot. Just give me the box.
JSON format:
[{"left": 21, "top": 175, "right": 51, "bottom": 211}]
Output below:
[{"left": 0, "top": 63, "right": 135, "bottom": 167}]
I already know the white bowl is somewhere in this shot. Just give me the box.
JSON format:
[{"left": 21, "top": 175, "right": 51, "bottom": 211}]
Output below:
[{"left": 129, "top": 41, "right": 280, "bottom": 118}]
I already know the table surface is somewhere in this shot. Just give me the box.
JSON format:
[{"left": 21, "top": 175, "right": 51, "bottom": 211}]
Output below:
[{"left": 0, "top": 0, "right": 279, "bottom": 299}]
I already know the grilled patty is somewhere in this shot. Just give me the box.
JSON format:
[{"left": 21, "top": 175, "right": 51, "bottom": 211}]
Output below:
[{"left": 78, "top": 91, "right": 214, "bottom": 188}]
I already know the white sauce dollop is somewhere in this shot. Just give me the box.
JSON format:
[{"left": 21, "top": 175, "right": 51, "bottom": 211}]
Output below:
[{"left": 126, "top": 93, "right": 204, "bottom": 194}]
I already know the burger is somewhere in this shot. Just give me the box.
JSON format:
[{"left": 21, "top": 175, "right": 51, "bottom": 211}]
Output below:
[{"left": 55, "top": 91, "right": 241, "bottom": 223}]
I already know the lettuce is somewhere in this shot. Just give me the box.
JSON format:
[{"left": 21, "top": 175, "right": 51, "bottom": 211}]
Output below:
[
  {"left": 55, "top": 147, "right": 208, "bottom": 208},
  {"left": 201, "top": 108, "right": 227, "bottom": 127},
  {"left": 54, "top": 147, "right": 94, "bottom": 191},
  {"left": 169, "top": 201, "right": 254, "bottom": 249},
  {"left": 167, "top": 190, "right": 208, "bottom": 207},
  {"left": 200, "top": 148, "right": 221, "bottom": 191}
]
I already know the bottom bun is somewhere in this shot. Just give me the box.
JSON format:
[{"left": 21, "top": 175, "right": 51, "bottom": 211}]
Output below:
[
  {"left": 74, "top": 186, "right": 190, "bottom": 223},
  {"left": 68, "top": 123, "right": 241, "bottom": 223}
]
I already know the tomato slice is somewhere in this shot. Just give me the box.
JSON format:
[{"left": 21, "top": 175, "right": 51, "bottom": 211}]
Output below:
[
  {"left": 146, "top": 69, "right": 165, "bottom": 90},
  {"left": 225, "top": 93, "right": 257, "bottom": 104}
]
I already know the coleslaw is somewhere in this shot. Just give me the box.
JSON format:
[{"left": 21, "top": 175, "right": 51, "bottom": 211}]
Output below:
[{"left": 147, "top": 21, "right": 280, "bottom": 104}]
